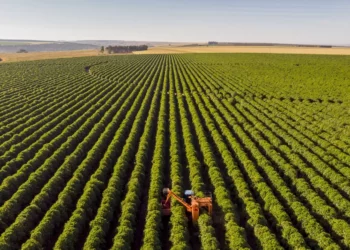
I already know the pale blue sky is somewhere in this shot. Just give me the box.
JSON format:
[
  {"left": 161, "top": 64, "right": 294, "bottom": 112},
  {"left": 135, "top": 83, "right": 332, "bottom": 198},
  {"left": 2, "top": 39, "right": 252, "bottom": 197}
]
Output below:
[{"left": 0, "top": 0, "right": 349, "bottom": 45}]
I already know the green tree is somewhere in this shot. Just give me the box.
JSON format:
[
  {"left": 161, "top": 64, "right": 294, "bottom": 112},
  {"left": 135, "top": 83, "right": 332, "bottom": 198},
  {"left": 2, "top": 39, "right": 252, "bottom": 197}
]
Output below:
[{"left": 17, "top": 49, "right": 28, "bottom": 53}]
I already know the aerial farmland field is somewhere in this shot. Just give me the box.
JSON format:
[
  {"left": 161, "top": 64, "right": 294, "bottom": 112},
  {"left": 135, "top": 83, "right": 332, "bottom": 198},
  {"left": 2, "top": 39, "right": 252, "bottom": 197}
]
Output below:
[{"left": 0, "top": 53, "right": 350, "bottom": 250}]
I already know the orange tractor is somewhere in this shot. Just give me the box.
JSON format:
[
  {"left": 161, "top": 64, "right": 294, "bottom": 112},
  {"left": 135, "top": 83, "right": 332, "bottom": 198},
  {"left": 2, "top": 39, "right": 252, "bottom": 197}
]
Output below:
[{"left": 161, "top": 188, "right": 213, "bottom": 222}]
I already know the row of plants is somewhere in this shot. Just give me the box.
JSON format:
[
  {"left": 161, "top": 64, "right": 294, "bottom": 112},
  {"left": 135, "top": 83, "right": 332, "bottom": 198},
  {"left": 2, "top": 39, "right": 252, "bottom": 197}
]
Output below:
[
  {"left": 140, "top": 61, "right": 169, "bottom": 250},
  {"left": 0, "top": 69, "right": 73, "bottom": 119},
  {"left": 233, "top": 102, "right": 350, "bottom": 247},
  {"left": 195, "top": 56, "right": 350, "bottom": 154},
  {"left": 240, "top": 97, "right": 350, "bottom": 209},
  {"left": 207, "top": 59, "right": 350, "bottom": 163},
  {"left": 167, "top": 60, "right": 190, "bottom": 250},
  {"left": 0, "top": 56, "right": 160, "bottom": 207},
  {"left": 0, "top": 54, "right": 145, "bottom": 128},
  {"left": 184, "top": 56, "right": 346, "bottom": 248},
  {"left": 0, "top": 55, "right": 158, "bottom": 184},
  {"left": 0, "top": 76, "right": 74, "bottom": 128},
  {"left": 268, "top": 98, "right": 350, "bottom": 154},
  {"left": 173, "top": 60, "right": 219, "bottom": 249},
  {"left": 0, "top": 73, "right": 148, "bottom": 249},
  {"left": 171, "top": 56, "right": 250, "bottom": 249},
  {"left": 264, "top": 99, "right": 350, "bottom": 170},
  {"left": 0, "top": 79, "right": 125, "bottom": 207},
  {"left": 249, "top": 96, "right": 350, "bottom": 174},
  {"left": 0, "top": 76, "right": 121, "bottom": 167},
  {"left": 90, "top": 55, "right": 155, "bottom": 82},
  {"left": 0, "top": 55, "right": 146, "bottom": 151},
  {"left": 176, "top": 56, "right": 300, "bottom": 249},
  {"left": 110, "top": 59, "right": 165, "bottom": 250},
  {"left": 82, "top": 57, "right": 164, "bottom": 250},
  {"left": 231, "top": 99, "right": 350, "bottom": 219},
  {"left": 197, "top": 60, "right": 350, "bottom": 201},
  {"left": 1, "top": 53, "right": 349, "bottom": 248},
  {"left": 22, "top": 57, "right": 163, "bottom": 250}
]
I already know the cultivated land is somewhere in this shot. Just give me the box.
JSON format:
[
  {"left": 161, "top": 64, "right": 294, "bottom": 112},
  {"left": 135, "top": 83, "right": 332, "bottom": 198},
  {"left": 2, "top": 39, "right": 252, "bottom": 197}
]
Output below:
[
  {"left": 0, "top": 53, "right": 350, "bottom": 249},
  {"left": 2, "top": 45, "right": 350, "bottom": 63},
  {"left": 134, "top": 45, "right": 350, "bottom": 55}
]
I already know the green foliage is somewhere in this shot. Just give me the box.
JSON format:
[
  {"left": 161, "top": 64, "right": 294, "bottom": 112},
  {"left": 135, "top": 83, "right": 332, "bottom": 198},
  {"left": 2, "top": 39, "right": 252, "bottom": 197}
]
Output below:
[{"left": 0, "top": 53, "right": 349, "bottom": 249}]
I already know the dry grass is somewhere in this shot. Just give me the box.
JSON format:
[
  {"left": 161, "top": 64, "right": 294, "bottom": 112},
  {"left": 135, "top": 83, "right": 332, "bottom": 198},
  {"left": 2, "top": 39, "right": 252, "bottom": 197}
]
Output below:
[
  {"left": 134, "top": 46, "right": 350, "bottom": 55},
  {"left": 1, "top": 46, "right": 349, "bottom": 63},
  {"left": 0, "top": 50, "right": 100, "bottom": 63}
]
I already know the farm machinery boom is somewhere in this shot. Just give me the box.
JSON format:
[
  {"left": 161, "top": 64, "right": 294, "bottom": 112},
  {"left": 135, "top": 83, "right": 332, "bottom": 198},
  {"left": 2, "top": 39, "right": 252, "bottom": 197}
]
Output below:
[{"left": 161, "top": 188, "right": 213, "bottom": 222}]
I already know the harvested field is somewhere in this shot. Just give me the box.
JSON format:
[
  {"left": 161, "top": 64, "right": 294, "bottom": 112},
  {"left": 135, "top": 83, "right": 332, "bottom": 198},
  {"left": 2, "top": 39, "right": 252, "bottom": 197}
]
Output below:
[
  {"left": 0, "top": 50, "right": 100, "bottom": 62},
  {"left": 2, "top": 46, "right": 349, "bottom": 64},
  {"left": 134, "top": 45, "right": 350, "bottom": 55}
]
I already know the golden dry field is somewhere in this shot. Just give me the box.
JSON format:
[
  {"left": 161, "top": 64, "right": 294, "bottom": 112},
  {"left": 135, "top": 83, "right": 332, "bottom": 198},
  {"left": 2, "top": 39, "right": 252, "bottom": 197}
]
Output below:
[
  {"left": 1, "top": 46, "right": 350, "bottom": 63},
  {"left": 134, "top": 45, "right": 350, "bottom": 55},
  {"left": 0, "top": 50, "right": 100, "bottom": 63}
]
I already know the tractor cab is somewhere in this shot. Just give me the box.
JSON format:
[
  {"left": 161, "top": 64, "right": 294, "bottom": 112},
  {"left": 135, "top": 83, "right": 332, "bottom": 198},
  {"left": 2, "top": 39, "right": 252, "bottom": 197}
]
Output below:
[{"left": 183, "top": 190, "right": 194, "bottom": 203}]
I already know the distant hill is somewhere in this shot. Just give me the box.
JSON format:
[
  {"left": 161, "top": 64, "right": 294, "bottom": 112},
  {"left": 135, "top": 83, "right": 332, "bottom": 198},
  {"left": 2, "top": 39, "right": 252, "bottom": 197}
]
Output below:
[
  {"left": 201, "top": 42, "right": 350, "bottom": 48},
  {"left": 0, "top": 40, "right": 98, "bottom": 53},
  {"left": 0, "top": 39, "right": 55, "bottom": 45},
  {"left": 0, "top": 39, "right": 190, "bottom": 53},
  {"left": 2, "top": 39, "right": 346, "bottom": 53},
  {"left": 74, "top": 40, "right": 189, "bottom": 47},
  {"left": 199, "top": 42, "right": 337, "bottom": 48}
]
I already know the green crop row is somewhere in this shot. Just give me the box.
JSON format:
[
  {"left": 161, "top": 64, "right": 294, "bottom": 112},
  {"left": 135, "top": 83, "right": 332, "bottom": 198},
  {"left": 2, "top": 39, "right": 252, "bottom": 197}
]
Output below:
[{"left": 0, "top": 53, "right": 349, "bottom": 249}]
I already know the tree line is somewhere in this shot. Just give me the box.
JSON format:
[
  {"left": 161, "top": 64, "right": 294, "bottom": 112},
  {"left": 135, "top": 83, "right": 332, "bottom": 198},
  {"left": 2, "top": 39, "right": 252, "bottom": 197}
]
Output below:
[{"left": 102, "top": 45, "right": 148, "bottom": 54}]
